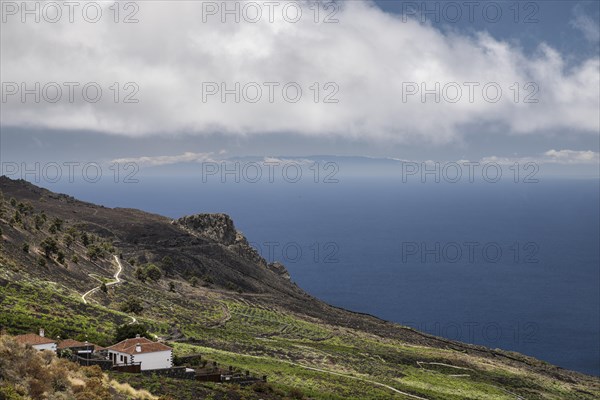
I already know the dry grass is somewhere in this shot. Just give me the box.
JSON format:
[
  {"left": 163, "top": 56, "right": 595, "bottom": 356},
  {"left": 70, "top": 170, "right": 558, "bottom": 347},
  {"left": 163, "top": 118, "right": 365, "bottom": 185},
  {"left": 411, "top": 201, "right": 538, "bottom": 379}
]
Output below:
[
  {"left": 0, "top": 334, "right": 159, "bottom": 400},
  {"left": 109, "top": 380, "right": 158, "bottom": 400}
]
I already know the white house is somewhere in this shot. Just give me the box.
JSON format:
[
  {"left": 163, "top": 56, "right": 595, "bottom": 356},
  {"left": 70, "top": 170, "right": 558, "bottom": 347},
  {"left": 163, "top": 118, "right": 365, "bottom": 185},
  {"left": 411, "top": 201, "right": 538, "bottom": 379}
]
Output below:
[
  {"left": 107, "top": 335, "right": 172, "bottom": 371},
  {"left": 14, "top": 329, "right": 57, "bottom": 353}
]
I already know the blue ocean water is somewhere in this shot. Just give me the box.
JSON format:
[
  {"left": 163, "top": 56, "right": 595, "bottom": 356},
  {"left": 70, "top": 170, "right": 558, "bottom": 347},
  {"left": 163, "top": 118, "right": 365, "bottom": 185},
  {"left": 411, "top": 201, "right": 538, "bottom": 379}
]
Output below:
[{"left": 46, "top": 177, "right": 600, "bottom": 376}]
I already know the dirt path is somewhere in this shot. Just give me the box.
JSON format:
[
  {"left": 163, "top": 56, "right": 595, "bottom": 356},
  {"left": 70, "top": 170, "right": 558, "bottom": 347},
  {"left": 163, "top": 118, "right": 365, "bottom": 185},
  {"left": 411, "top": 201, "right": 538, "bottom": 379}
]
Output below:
[
  {"left": 81, "top": 256, "right": 137, "bottom": 325},
  {"left": 81, "top": 255, "right": 123, "bottom": 304}
]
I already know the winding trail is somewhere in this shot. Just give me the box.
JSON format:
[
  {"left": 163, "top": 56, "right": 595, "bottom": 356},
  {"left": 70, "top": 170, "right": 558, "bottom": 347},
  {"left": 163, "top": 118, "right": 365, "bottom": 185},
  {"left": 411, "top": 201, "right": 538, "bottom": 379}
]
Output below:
[
  {"left": 80, "top": 255, "right": 136, "bottom": 324},
  {"left": 81, "top": 255, "right": 123, "bottom": 304}
]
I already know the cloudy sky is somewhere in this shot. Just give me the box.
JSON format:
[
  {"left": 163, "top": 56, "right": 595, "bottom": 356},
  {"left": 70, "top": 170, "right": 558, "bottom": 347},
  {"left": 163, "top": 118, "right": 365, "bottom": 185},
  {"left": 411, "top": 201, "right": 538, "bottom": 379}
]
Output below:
[{"left": 1, "top": 0, "right": 599, "bottom": 173}]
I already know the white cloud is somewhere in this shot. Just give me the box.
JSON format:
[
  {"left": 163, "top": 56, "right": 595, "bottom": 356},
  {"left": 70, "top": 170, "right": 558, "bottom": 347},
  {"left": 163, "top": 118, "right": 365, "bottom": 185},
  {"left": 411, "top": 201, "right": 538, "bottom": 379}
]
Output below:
[
  {"left": 111, "top": 152, "right": 217, "bottom": 166},
  {"left": 111, "top": 153, "right": 318, "bottom": 167},
  {"left": 570, "top": 5, "right": 600, "bottom": 43},
  {"left": 1, "top": 0, "right": 599, "bottom": 143},
  {"left": 543, "top": 149, "right": 599, "bottom": 164},
  {"left": 480, "top": 150, "right": 599, "bottom": 165},
  {"left": 261, "top": 156, "right": 314, "bottom": 165}
]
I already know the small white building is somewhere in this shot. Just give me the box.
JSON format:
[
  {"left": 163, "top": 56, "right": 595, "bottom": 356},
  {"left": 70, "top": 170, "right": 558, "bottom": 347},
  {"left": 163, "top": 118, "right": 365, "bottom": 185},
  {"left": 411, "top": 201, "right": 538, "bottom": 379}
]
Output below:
[
  {"left": 14, "top": 329, "right": 57, "bottom": 352},
  {"left": 107, "top": 335, "right": 172, "bottom": 371}
]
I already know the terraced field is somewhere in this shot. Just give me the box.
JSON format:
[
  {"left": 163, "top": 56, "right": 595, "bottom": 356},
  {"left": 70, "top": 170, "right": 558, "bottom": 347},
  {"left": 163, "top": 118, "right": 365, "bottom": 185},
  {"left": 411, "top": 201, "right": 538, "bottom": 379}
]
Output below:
[{"left": 0, "top": 268, "right": 131, "bottom": 345}]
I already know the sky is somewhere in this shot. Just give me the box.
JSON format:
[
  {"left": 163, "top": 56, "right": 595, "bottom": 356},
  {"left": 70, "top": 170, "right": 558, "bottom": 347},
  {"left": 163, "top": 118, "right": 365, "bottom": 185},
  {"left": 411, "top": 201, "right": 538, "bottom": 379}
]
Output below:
[{"left": 1, "top": 0, "right": 599, "bottom": 175}]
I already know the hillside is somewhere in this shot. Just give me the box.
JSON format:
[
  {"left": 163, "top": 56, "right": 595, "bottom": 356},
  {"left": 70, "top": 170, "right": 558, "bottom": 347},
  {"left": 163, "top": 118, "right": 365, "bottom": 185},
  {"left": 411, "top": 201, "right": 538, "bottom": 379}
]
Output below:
[
  {"left": 0, "top": 334, "right": 158, "bottom": 400},
  {"left": 0, "top": 176, "right": 598, "bottom": 399}
]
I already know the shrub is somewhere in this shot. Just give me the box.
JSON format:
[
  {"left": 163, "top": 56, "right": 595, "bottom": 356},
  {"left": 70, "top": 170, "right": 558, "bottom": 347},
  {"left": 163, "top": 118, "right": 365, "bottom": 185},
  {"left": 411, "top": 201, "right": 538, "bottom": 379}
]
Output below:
[
  {"left": 40, "top": 237, "right": 58, "bottom": 258},
  {"left": 56, "top": 251, "right": 65, "bottom": 265},
  {"left": 63, "top": 234, "right": 74, "bottom": 248},
  {"left": 120, "top": 296, "right": 143, "bottom": 314},
  {"left": 135, "top": 266, "right": 146, "bottom": 282},
  {"left": 161, "top": 256, "right": 174, "bottom": 277},
  {"left": 87, "top": 245, "right": 103, "bottom": 260},
  {"left": 252, "top": 381, "right": 274, "bottom": 393},
  {"left": 34, "top": 214, "right": 44, "bottom": 230},
  {"left": 81, "top": 232, "right": 89, "bottom": 247},
  {"left": 145, "top": 264, "right": 162, "bottom": 282},
  {"left": 52, "top": 217, "right": 64, "bottom": 231},
  {"left": 114, "top": 323, "right": 151, "bottom": 342},
  {"left": 288, "top": 388, "right": 304, "bottom": 399}
]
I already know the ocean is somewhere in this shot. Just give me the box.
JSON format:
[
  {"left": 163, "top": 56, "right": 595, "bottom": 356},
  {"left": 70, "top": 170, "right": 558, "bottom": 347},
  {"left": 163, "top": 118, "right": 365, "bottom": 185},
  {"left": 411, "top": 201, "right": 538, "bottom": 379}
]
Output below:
[{"left": 45, "top": 176, "right": 600, "bottom": 376}]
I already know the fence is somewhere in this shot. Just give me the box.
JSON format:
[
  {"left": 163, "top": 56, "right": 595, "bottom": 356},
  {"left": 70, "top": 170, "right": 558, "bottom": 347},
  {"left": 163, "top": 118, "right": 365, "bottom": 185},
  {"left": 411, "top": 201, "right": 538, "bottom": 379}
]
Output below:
[
  {"left": 141, "top": 366, "right": 196, "bottom": 380},
  {"left": 73, "top": 355, "right": 113, "bottom": 370}
]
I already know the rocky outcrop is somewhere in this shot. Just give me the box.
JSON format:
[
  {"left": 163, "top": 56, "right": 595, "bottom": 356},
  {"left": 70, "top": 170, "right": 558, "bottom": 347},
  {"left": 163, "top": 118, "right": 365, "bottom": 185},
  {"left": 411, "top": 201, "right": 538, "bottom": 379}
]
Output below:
[
  {"left": 267, "top": 262, "right": 291, "bottom": 281},
  {"left": 174, "top": 214, "right": 267, "bottom": 268},
  {"left": 175, "top": 214, "right": 238, "bottom": 245}
]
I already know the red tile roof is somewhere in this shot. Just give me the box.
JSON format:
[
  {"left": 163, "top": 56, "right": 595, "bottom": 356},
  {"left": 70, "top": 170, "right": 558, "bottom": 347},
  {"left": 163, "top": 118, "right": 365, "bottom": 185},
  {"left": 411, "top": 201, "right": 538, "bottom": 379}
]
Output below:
[
  {"left": 107, "top": 337, "right": 172, "bottom": 355},
  {"left": 14, "top": 333, "right": 56, "bottom": 346},
  {"left": 93, "top": 344, "right": 106, "bottom": 352}
]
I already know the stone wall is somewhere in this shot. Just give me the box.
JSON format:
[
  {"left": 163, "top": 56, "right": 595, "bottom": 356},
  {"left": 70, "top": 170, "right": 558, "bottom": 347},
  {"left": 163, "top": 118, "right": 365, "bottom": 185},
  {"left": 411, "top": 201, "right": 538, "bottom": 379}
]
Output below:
[{"left": 141, "top": 366, "right": 196, "bottom": 380}]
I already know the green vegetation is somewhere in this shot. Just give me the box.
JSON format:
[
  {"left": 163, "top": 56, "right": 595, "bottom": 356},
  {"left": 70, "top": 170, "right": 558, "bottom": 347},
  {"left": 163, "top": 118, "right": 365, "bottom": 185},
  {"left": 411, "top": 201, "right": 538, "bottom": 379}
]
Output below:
[
  {"left": 145, "top": 264, "right": 162, "bottom": 282},
  {"left": 81, "top": 232, "right": 90, "bottom": 247},
  {"left": 114, "top": 323, "right": 152, "bottom": 343},
  {"left": 0, "top": 274, "right": 133, "bottom": 346},
  {"left": 135, "top": 266, "right": 146, "bottom": 282},
  {"left": 135, "top": 263, "right": 162, "bottom": 283},
  {"left": 34, "top": 214, "right": 44, "bottom": 230},
  {"left": 40, "top": 237, "right": 58, "bottom": 258},
  {"left": 57, "top": 250, "right": 65, "bottom": 265},
  {"left": 120, "top": 296, "right": 144, "bottom": 314},
  {"left": 13, "top": 210, "right": 22, "bottom": 224}
]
